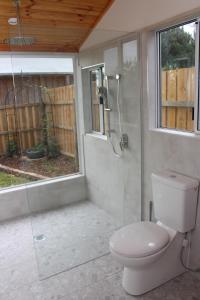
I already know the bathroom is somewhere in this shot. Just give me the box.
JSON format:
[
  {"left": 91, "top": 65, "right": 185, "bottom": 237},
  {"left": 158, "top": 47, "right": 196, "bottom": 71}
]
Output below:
[{"left": 1, "top": 0, "right": 200, "bottom": 299}]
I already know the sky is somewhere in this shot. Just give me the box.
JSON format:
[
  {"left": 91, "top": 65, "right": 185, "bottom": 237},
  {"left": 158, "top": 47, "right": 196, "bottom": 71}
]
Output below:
[{"left": 183, "top": 22, "right": 196, "bottom": 38}]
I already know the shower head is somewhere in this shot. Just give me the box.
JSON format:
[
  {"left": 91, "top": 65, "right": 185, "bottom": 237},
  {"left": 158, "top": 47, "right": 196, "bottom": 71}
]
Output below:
[
  {"left": 7, "top": 0, "right": 35, "bottom": 47},
  {"left": 4, "top": 36, "right": 36, "bottom": 46}
]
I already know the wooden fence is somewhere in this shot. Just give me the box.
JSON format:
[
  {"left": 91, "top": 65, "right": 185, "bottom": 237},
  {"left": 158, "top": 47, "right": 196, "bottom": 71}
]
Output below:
[
  {"left": 161, "top": 67, "right": 195, "bottom": 131},
  {"left": 0, "top": 67, "right": 195, "bottom": 156},
  {"left": 0, "top": 85, "right": 77, "bottom": 157},
  {"left": 46, "top": 85, "right": 77, "bottom": 157},
  {"left": 90, "top": 67, "right": 195, "bottom": 133}
]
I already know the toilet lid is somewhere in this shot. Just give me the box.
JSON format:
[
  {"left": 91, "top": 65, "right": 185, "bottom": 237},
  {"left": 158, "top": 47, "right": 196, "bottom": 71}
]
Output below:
[{"left": 110, "top": 221, "right": 169, "bottom": 258}]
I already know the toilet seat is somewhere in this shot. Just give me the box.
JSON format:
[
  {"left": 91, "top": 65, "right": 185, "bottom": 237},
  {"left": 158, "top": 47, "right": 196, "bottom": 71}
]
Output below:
[{"left": 110, "top": 221, "right": 169, "bottom": 258}]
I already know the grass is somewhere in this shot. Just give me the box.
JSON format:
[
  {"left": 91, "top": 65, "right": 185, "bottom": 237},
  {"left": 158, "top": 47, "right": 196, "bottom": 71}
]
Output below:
[{"left": 0, "top": 171, "right": 31, "bottom": 188}]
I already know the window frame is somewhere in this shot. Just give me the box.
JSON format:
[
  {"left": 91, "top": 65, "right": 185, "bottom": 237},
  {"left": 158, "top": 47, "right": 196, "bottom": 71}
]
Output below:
[
  {"left": 156, "top": 19, "right": 199, "bottom": 133},
  {"left": 89, "top": 64, "right": 105, "bottom": 135}
]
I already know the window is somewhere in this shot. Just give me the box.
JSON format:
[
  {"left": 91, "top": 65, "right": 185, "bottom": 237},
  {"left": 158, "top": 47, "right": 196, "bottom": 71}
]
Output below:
[
  {"left": 0, "top": 55, "right": 79, "bottom": 190},
  {"left": 90, "top": 66, "right": 105, "bottom": 134},
  {"left": 157, "top": 20, "right": 196, "bottom": 132}
]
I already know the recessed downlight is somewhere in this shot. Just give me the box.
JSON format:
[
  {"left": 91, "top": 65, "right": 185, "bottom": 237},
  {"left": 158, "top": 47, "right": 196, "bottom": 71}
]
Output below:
[{"left": 8, "top": 17, "right": 18, "bottom": 25}]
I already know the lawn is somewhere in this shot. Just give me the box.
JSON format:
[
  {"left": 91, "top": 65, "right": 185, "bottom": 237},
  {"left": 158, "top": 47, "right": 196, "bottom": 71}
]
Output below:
[
  {"left": 0, "top": 171, "right": 31, "bottom": 188},
  {"left": 0, "top": 155, "right": 77, "bottom": 178}
]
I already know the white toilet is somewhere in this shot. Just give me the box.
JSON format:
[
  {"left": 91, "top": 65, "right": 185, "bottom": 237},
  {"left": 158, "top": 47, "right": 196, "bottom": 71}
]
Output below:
[{"left": 109, "top": 170, "right": 199, "bottom": 296}]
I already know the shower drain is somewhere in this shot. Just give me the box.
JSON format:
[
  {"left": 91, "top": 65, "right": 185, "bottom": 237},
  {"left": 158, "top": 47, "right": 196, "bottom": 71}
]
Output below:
[{"left": 34, "top": 234, "right": 46, "bottom": 241}]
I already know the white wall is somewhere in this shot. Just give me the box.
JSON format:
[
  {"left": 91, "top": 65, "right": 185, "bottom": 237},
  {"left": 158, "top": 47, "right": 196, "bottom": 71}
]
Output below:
[
  {"left": 141, "top": 29, "right": 200, "bottom": 266},
  {"left": 80, "top": 2, "right": 200, "bottom": 267},
  {"left": 0, "top": 54, "right": 73, "bottom": 74},
  {"left": 81, "top": 0, "right": 200, "bottom": 50},
  {"left": 79, "top": 38, "right": 142, "bottom": 225}
]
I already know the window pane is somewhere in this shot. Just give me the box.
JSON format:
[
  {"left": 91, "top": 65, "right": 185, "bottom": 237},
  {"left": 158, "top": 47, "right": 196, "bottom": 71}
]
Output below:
[
  {"left": 159, "top": 21, "right": 196, "bottom": 131},
  {"left": 0, "top": 55, "right": 79, "bottom": 190}
]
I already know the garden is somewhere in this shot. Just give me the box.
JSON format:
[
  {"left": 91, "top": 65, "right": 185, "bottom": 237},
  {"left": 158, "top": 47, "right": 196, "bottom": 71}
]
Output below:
[{"left": 0, "top": 75, "right": 78, "bottom": 188}]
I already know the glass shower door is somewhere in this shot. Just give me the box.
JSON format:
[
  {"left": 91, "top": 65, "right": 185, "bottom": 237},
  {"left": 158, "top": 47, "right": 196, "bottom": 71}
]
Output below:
[
  {"left": 103, "top": 37, "right": 142, "bottom": 226},
  {"left": 121, "top": 37, "right": 142, "bottom": 225}
]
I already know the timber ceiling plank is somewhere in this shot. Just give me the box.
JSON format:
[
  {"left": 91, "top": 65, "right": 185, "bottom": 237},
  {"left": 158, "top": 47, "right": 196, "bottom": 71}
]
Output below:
[{"left": 0, "top": 0, "right": 114, "bottom": 52}]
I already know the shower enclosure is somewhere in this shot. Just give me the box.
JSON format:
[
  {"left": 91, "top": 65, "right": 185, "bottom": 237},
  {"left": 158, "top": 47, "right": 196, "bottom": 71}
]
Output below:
[{"left": 0, "top": 4, "right": 142, "bottom": 281}]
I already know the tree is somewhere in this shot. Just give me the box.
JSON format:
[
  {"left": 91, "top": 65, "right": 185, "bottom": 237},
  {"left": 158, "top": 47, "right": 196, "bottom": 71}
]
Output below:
[{"left": 161, "top": 27, "right": 195, "bottom": 70}]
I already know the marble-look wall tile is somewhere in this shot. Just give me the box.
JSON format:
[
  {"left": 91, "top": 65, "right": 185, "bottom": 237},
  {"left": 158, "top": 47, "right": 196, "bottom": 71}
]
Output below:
[
  {"left": 80, "top": 40, "right": 142, "bottom": 226},
  {"left": 0, "top": 175, "right": 87, "bottom": 222}
]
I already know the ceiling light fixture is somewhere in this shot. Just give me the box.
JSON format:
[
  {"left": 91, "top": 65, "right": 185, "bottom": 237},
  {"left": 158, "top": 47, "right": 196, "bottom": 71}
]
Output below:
[{"left": 8, "top": 17, "right": 18, "bottom": 25}]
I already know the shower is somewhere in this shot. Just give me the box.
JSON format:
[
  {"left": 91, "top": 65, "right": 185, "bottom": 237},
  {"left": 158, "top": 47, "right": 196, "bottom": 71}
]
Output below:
[
  {"left": 104, "top": 73, "right": 128, "bottom": 158},
  {"left": 4, "top": 0, "right": 35, "bottom": 47}
]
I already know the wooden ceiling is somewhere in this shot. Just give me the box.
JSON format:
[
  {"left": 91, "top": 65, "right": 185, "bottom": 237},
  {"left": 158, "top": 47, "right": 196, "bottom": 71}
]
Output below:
[{"left": 0, "top": 0, "right": 114, "bottom": 52}]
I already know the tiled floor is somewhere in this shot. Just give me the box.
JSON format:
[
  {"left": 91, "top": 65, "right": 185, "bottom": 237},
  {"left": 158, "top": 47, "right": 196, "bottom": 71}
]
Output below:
[
  {"left": 0, "top": 200, "right": 200, "bottom": 300},
  {"left": 31, "top": 201, "right": 118, "bottom": 279}
]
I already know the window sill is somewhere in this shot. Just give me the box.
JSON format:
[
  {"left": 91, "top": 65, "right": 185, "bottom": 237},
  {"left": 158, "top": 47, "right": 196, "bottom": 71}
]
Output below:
[
  {"left": 85, "top": 132, "right": 108, "bottom": 141},
  {"left": 150, "top": 128, "right": 200, "bottom": 139}
]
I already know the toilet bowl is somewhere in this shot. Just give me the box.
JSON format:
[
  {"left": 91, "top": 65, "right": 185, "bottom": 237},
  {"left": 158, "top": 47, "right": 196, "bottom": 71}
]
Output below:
[
  {"left": 110, "top": 221, "right": 185, "bottom": 295},
  {"left": 109, "top": 171, "right": 199, "bottom": 296},
  {"left": 110, "top": 221, "right": 173, "bottom": 268}
]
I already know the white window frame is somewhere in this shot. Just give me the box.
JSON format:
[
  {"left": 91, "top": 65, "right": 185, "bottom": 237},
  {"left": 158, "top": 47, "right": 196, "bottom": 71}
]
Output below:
[
  {"left": 89, "top": 65, "right": 105, "bottom": 135},
  {"left": 156, "top": 19, "right": 200, "bottom": 134}
]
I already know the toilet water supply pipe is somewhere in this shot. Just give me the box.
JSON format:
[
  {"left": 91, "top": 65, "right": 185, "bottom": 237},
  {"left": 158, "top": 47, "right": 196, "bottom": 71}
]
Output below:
[
  {"left": 180, "top": 187, "right": 200, "bottom": 272},
  {"left": 180, "top": 232, "right": 200, "bottom": 272},
  {"left": 105, "top": 74, "right": 124, "bottom": 158}
]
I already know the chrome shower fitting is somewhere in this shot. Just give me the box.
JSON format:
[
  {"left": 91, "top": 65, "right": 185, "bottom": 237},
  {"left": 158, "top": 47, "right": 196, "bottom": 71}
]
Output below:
[
  {"left": 12, "top": 0, "right": 20, "bottom": 4},
  {"left": 120, "top": 133, "right": 128, "bottom": 151},
  {"left": 105, "top": 74, "right": 121, "bottom": 81},
  {"left": 115, "top": 74, "right": 120, "bottom": 80}
]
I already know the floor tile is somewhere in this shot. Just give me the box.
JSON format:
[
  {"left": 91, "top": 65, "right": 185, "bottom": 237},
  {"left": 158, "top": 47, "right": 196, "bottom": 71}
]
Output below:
[
  {"left": 0, "top": 259, "right": 38, "bottom": 295},
  {"left": 32, "top": 201, "right": 117, "bottom": 278},
  {"left": 0, "top": 201, "right": 200, "bottom": 300}
]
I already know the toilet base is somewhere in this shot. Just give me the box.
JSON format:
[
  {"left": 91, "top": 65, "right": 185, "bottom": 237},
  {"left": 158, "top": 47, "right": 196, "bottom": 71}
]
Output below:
[
  {"left": 122, "top": 230, "right": 185, "bottom": 295},
  {"left": 122, "top": 264, "right": 185, "bottom": 296}
]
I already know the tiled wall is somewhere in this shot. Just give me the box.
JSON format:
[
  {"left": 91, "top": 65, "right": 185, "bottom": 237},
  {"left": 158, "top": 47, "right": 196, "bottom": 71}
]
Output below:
[
  {"left": 0, "top": 174, "right": 87, "bottom": 222},
  {"left": 141, "top": 31, "right": 200, "bottom": 266},
  {"left": 79, "top": 38, "right": 142, "bottom": 226}
]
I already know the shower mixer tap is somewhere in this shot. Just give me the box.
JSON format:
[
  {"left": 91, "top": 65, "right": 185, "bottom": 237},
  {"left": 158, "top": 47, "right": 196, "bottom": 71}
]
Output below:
[{"left": 105, "top": 74, "right": 121, "bottom": 81}]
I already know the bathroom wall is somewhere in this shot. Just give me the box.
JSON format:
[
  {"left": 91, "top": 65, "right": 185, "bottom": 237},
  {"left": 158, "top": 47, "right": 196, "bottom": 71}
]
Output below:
[
  {"left": 79, "top": 37, "right": 142, "bottom": 225},
  {"left": 141, "top": 29, "right": 200, "bottom": 266},
  {"left": 80, "top": 3, "right": 200, "bottom": 266},
  {"left": 0, "top": 174, "right": 87, "bottom": 222}
]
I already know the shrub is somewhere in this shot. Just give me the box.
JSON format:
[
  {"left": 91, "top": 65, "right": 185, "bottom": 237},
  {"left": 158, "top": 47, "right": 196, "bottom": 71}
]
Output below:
[
  {"left": 47, "top": 137, "right": 60, "bottom": 158},
  {"left": 33, "top": 143, "right": 46, "bottom": 152},
  {"left": 6, "top": 140, "right": 18, "bottom": 157}
]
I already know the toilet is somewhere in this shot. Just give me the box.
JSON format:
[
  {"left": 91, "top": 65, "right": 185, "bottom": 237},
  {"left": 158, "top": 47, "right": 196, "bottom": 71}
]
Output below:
[{"left": 109, "top": 170, "right": 199, "bottom": 296}]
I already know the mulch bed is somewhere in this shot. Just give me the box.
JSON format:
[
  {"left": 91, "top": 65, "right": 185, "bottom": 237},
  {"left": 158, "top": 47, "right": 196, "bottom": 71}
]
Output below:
[{"left": 0, "top": 154, "right": 78, "bottom": 179}]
